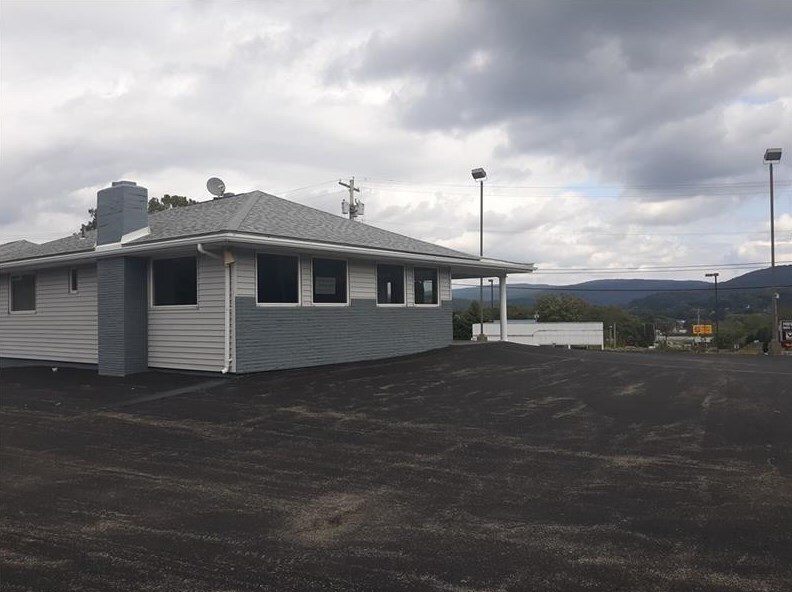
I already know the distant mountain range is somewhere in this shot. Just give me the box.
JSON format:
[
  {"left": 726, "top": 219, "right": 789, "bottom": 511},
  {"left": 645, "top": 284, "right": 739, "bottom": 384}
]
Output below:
[{"left": 453, "top": 265, "right": 792, "bottom": 313}]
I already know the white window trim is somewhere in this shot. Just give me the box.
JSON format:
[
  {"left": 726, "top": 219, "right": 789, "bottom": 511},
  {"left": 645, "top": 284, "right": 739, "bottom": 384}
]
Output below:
[
  {"left": 376, "top": 262, "right": 407, "bottom": 307},
  {"left": 68, "top": 268, "right": 79, "bottom": 294},
  {"left": 9, "top": 273, "right": 36, "bottom": 314},
  {"left": 413, "top": 265, "right": 441, "bottom": 307},
  {"left": 149, "top": 255, "right": 200, "bottom": 310},
  {"left": 255, "top": 251, "right": 302, "bottom": 307},
  {"left": 311, "top": 256, "right": 350, "bottom": 307}
]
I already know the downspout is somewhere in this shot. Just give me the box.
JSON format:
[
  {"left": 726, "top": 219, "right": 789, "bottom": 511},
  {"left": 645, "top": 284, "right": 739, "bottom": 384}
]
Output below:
[
  {"left": 197, "top": 243, "right": 221, "bottom": 260},
  {"left": 223, "top": 250, "right": 235, "bottom": 375},
  {"left": 197, "top": 244, "right": 231, "bottom": 374}
]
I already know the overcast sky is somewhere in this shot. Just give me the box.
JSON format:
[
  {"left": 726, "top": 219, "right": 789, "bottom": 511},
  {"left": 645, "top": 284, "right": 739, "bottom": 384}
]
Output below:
[{"left": 1, "top": 0, "right": 790, "bottom": 286}]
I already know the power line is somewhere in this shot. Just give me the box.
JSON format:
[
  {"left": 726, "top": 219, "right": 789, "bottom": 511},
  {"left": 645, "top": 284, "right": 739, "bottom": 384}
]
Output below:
[
  {"left": 452, "top": 282, "right": 792, "bottom": 294},
  {"left": 360, "top": 176, "right": 792, "bottom": 191},
  {"left": 530, "top": 261, "right": 791, "bottom": 272}
]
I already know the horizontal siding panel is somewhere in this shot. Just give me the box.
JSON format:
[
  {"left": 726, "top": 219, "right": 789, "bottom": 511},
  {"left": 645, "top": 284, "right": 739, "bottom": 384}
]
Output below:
[
  {"left": 349, "top": 260, "right": 375, "bottom": 300},
  {"left": 440, "top": 267, "right": 452, "bottom": 301},
  {"left": 149, "top": 341, "right": 225, "bottom": 351},
  {"left": 301, "top": 258, "right": 312, "bottom": 305},
  {"left": 235, "top": 249, "right": 256, "bottom": 297},
  {"left": 0, "top": 266, "right": 98, "bottom": 364},
  {"left": 147, "top": 255, "right": 225, "bottom": 370}
]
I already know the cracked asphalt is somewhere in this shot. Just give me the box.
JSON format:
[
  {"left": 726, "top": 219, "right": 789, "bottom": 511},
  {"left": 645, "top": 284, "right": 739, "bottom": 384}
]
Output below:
[{"left": 1, "top": 344, "right": 791, "bottom": 591}]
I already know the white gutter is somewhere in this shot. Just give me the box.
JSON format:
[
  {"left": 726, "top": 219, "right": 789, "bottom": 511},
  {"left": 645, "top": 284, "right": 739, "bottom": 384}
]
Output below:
[{"left": 1, "top": 232, "right": 535, "bottom": 274}]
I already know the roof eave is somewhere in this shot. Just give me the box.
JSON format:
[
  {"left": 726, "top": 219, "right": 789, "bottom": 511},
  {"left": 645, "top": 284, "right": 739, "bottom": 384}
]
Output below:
[{"left": 0, "top": 231, "right": 534, "bottom": 275}]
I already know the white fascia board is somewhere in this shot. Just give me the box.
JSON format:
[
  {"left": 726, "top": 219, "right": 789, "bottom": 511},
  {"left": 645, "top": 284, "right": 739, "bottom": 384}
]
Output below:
[
  {"left": 0, "top": 250, "right": 97, "bottom": 271},
  {"left": 0, "top": 231, "right": 535, "bottom": 275}
]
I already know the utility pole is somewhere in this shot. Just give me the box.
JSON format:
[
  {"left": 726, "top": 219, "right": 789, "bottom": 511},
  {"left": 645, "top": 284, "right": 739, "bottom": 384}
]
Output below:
[
  {"left": 340, "top": 177, "right": 364, "bottom": 220},
  {"left": 705, "top": 273, "right": 720, "bottom": 350}
]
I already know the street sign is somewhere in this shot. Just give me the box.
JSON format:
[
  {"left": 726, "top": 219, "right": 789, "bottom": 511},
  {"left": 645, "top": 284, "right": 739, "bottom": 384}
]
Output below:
[
  {"left": 781, "top": 320, "right": 792, "bottom": 348},
  {"left": 692, "top": 324, "right": 713, "bottom": 336}
]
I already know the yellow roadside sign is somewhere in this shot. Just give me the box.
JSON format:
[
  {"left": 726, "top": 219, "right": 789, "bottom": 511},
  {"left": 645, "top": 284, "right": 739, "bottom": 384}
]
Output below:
[{"left": 693, "top": 324, "right": 713, "bottom": 335}]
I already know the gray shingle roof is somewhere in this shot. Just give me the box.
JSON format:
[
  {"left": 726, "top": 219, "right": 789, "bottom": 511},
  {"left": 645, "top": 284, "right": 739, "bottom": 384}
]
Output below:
[
  {"left": 1, "top": 191, "right": 477, "bottom": 264},
  {"left": 0, "top": 240, "right": 39, "bottom": 259}
]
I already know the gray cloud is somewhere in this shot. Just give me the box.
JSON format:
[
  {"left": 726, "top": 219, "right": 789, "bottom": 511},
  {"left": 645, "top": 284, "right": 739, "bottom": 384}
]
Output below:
[{"left": 334, "top": 0, "right": 792, "bottom": 190}]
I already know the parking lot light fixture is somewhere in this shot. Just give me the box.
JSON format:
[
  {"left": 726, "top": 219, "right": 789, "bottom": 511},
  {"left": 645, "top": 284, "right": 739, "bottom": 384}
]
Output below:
[
  {"left": 472, "top": 167, "right": 487, "bottom": 341},
  {"left": 764, "top": 148, "right": 782, "bottom": 354}
]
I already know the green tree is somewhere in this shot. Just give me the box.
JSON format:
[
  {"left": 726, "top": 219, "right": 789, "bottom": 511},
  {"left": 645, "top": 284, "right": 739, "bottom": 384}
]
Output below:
[
  {"left": 147, "top": 194, "right": 198, "bottom": 212},
  {"left": 534, "top": 294, "right": 590, "bottom": 322},
  {"left": 81, "top": 194, "right": 197, "bottom": 232},
  {"left": 453, "top": 300, "right": 485, "bottom": 340}
]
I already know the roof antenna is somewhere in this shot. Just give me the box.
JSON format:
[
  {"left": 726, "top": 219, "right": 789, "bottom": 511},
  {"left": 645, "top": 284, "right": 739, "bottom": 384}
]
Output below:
[{"left": 206, "top": 177, "right": 226, "bottom": 199}]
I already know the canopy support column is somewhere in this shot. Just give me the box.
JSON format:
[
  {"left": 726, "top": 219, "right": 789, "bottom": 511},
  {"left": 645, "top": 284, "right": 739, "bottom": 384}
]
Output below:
[{"left": 499, "top": 275, "right": 508, "bottom": 342}]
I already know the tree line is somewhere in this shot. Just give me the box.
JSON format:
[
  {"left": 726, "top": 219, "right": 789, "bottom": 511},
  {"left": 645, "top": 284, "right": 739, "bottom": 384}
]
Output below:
[
  {"left": 453, "top": 293, "right": 777, "bottom": 350},
  {"left": 81, "top": 194, "right": 197, "bottom": 233}
]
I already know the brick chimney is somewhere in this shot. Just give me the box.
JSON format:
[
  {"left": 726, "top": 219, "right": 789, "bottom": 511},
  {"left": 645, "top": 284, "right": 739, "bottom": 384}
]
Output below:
[{"left": 96, "top": 180, "right": 148, "bottom": 245}]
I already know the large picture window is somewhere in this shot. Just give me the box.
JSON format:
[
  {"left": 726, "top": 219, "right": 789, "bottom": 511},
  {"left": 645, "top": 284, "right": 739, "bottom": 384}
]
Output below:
[
  {"left": 152, "top": 257, "right": 197, "bottom": 306},
  {"left": 312, "top": 258, "right": 347, "bottom": 304},
  {"left": 257, "top": 253, "right": 299, "bottom": 304},
  {"left": 377, "top": 264, "right": 405, "bottom": 305},
  {"left": 10, "top": 274, "right": 36, "bottom": 312},
  {"left": 414, "top": 267, "right": 438, "bottom": 305}
]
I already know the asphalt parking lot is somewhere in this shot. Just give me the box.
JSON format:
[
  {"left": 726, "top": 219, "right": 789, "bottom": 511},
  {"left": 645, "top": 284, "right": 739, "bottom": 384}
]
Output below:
[{"left": 1, "top": 344, "right": 791, "bottom": 591}]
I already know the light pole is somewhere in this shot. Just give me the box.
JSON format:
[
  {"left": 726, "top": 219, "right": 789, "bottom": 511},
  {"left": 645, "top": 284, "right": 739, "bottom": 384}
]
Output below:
[
  {"left": 472, "top": 167, "right": 487, "bottom": 341},
  {"left": 705, "top": 272, "right": 719, "bottom": 349},
  {"left": 764, "top": 148, "right": 783, "bottom": 354}
]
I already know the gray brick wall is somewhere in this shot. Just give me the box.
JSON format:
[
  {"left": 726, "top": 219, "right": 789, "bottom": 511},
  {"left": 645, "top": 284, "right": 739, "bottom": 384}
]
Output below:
[
  {"left": 97, "top": 257, "right": 148, "bottom": 376},
  {"left": 96, "top": 181, "right": 148, "bottom": 245},
  {"left": 235, "top": 298, "right": 452, "bottom": 373}
]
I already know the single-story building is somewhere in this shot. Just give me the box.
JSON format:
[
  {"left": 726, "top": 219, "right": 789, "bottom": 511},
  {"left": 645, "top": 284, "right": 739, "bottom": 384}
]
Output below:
[
  {"left": 473, "top": 320, "right": 605, "bottom": 349},
  {"left": 0, "top": 181, "right": 534, "bottom": 375}
]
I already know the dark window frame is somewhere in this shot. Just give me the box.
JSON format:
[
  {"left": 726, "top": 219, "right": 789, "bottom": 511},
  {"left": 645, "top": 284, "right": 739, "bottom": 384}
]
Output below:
[
  {"left": 413, "top": 267, "right": 439, "bottom": 306},
  {"left": 256, "top": 252, "right": 301, "bottom": 305},
  {"left": 151, "top": 256, "right": 198, "bottom": 307},
  {"left": 10, "top": 273, "right": 36, "bottom": 313},
  {"left": 312, "top": 257, "right": 348, "bottom": 305},
  {"left": 376, "top": 264, "right": 405, "bottom": 305}
]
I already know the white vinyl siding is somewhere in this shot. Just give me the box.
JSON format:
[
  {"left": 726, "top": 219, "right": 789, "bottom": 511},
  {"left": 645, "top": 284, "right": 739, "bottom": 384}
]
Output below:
[
  {"left": 234, "top": 251, "right": 449, "bottom": 305},
  {"left": 405, "top": 266, "right": 415, "bottom": 306},
  {"left": 0, "top": 265, "right": 98, "bottom": 364},
  {"left": 439, "top": 267, "right": 452, "bottom": 301},
  {"left": 350, "top": 260, "right": 375, "bottom": 300},
  {"left": 148, "top": 255, "right": 226, "bottom": 372},
  {"left": 301, "top": 258, "right": 313, "bottom": 305},
  {"left": 235, "top": 249, "right": 256, "bottom": 297}
]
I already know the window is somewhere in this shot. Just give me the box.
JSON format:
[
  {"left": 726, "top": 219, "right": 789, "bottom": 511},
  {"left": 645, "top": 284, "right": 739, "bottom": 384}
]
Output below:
[
  {"left": 10, "top": 274, "right": 36, "bottom": 312},
  {"left": 377, "top": 264, "right": 405, "bottom": 305},
  {"left": 257, "top": 253, "right": 299, "bottom": 304},
  {"left": 152, "top": 257, "right": 197, "bottom": 306},
  {"left": 413, "top": 267, "right": 438, "bottom": 305},
  {"left": 312, "top": 258, "right": 347, "bottom": 304},
  {"left": 69, "top": 268, "right": 79, "bottom": 293}
]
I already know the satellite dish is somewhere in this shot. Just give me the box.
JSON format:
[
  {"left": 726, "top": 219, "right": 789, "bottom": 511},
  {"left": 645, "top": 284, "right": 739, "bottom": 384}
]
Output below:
[{"left": 206, "top": 177, "right": 225, "bottom": 197}]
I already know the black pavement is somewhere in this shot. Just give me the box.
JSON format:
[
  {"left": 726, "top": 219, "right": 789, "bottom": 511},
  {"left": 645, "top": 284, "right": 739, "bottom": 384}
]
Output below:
[{"left": 1, "top": 344, "right": 791, "bottom": 591}]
